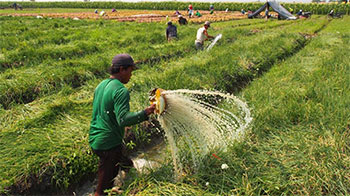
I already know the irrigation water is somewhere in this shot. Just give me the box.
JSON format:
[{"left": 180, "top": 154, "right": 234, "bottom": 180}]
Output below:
[
  {"left": 156, "top": 89, "right": 252, "bottom": 179},
  {"left": 207, "top": 34, "right": 222, "bottom": 51}
]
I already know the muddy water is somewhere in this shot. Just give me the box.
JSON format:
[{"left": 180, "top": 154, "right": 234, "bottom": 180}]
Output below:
[
  {"left": 74, "top": 178, "right": 96, "bottom": 196},
  {"left": 74, "top": 139, "right": 167, "bottom": 196},
  {"left": 131, "top": 140, "right": 167, "bottom": 174}
]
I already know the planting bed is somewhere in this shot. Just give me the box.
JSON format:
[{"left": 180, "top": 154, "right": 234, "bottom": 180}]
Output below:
[{"left": 0, "top": 8, "right": 246, "bottom": 23}]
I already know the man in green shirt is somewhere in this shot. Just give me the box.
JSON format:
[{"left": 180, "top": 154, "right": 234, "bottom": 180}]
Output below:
[{"left": 89, "top": 54, "right": 155, "bottom": 196}]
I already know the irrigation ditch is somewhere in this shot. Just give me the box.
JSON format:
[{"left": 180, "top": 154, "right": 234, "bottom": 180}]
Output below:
[
  {"left": 3, "top": 118, "right": 165, "bottom": 195},
  {"left": 221, "top": 19, "right": 331, "bottom": 94}
]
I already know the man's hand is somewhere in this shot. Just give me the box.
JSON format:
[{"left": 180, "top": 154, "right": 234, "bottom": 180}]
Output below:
[{"left": 145, "top": 103, "right": 156, "bottom": 115}]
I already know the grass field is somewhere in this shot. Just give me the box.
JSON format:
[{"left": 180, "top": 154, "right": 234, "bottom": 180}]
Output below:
[{"left": 0, "top": 9, "right": 349, "bottom": 195}]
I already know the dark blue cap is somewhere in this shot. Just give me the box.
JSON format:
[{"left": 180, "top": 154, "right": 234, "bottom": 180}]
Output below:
[{"left": 111, "top": 54, "right": 138, "bottom": 69}]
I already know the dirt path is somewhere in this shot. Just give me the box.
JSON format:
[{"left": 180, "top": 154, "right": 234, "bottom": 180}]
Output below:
[{"left": 1, "top": 9, "right": 247, "bottom": 23}]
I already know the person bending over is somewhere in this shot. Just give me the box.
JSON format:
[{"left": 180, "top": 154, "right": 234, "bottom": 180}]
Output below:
[{"left": 195, "top": 21, "right": 214, "bottom": 50}]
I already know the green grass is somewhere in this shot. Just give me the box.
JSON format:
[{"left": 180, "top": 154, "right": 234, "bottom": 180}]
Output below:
[
  {"left": 0, "top": 17, "right": 293, "bottom": 109},
  {"left": 123, "top": 16, "right": 350, "bottom": 195},
  {"left": 1, "top": 14, "right": 349, "bottom": 195},
  {"left": 1, "top": 16, "right": 283, "bottom": 193},
  {"left": 235, "top": 17, "right": 350, "bottom": 195}
]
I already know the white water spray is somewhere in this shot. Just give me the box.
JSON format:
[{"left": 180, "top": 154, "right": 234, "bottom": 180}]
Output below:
[
  {"left": 207, "top": 34, "right": 222, "bottom": 51},
  {"left": 156, "top": 89, "right": 252, "bottom": 178}
]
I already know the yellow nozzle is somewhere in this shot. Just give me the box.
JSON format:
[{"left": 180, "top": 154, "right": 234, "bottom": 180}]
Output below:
[{"left": 149, "top": 88, "right": 167, "bottom": 114}]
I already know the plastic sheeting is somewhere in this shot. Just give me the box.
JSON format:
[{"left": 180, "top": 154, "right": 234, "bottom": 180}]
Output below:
[{"left": 248, "top": 1, "right": 297, "bottom": 20}]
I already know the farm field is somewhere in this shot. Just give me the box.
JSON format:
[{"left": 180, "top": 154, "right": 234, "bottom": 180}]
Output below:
[
  {"left": 0, "top": 8, "right": 246, "bottom": 23},
  {"left": 0, "top": 8, "right": 350, "bottom": 196}
]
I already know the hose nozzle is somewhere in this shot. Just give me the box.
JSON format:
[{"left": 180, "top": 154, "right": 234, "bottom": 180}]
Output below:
[{"left": 149, "top": 88, "right": 167, "bottom": 115}]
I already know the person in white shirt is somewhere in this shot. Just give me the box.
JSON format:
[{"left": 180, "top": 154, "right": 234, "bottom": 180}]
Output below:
[{"left": 195, "top": 21, "right": 214, "bottom": 50}]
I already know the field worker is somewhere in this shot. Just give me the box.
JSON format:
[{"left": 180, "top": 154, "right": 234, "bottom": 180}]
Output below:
[
  {"left": 297, "top": 9, "right": 303, "bottom": 16},
  {"left": 210, "top": 4, "right": 214, "bottom": 14},
  {"left": 188, "top": 4, "right": 194, "bottom": 18},
  {"left": 89, "top": 54, "right": 156, "bottom": 196},
  {"left": 166, "top": 21, "right": 178, "bottom": 42},
  {"left": 100, "top": 10, "right": 106, "bottom": 17},
  {"left": 174, "top": 10, "right": 181, "bottom": 16},
  {"left": 195, "top": 10, "right": 202, "bottom": 17},
  {"left": 12, "top": 2, "right": 17, "bottom": 10},
  {"left": 178, "top": 15, "right": 188, "bottom": 25},
  {"left": 328, "top": 9, "right": 334, "bottom": 17},
  {"left": 265, "top": 4, "right": 270, "bottom": 20},
  {"left": 289, "top": 7, "right": 293, "bottom": 14},
  {"left": 195, "top": 21, "right": 214, "bottom": 50},
  {"left": 94, "top": 9, "right": 98, "bottom": 14}
]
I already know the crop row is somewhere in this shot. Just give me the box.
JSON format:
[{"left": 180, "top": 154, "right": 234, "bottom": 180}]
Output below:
[
  {"left": 129, "top": 16, "right": 328, "bottom": 104},
  {"left": 0, "top": 19, "right": 164, "bottom": 70},
  {"left": 128, "top": 16, "right": 350, "bottom": 195},
  {"left": 0, "top": 18, "right": 295, "bottom": 109},
  {"left": 215, "top": 17, "right": 350, "bottom": 195},
  {"left": 0, "top": 29, "right": 195, "bottom": 108},
  {"left": 0, "top": 1, "right": 349, "bottom": 15},
  {"left": 0, "top": 18, "right": 101, "bottom": 51},
  {"left": 0, "top": 18, "right": 279, "bottom": 128},
  {"left": 0, "top": 17, "right": 327, "bottom": 194},
  {"left": 0, "top": 18, "right": 291, "bottom": 131},
  {"left": 0, "top": 18, "right": 296, "bottom": 192}
]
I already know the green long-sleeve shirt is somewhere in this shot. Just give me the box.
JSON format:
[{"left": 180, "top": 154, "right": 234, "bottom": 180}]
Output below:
[{"left": 89, "top": 78, "right": 148, "bottom": 150}]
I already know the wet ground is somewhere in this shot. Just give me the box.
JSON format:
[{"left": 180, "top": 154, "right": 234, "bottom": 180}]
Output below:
[{"left": 74, "top": 139, "right": 167, "bottom": 196}]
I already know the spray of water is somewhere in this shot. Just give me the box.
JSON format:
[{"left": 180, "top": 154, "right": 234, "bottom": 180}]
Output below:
[
  {"left": 157, "top": 89, "right": 252, "bottom": 179},
  {"left": 207, "top": 34, "right": 222, "bottom": 51}
]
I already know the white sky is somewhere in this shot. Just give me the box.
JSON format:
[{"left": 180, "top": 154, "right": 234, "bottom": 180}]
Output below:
[{"left": 0, "top": 0, "right": 313, "bottom": 3}]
